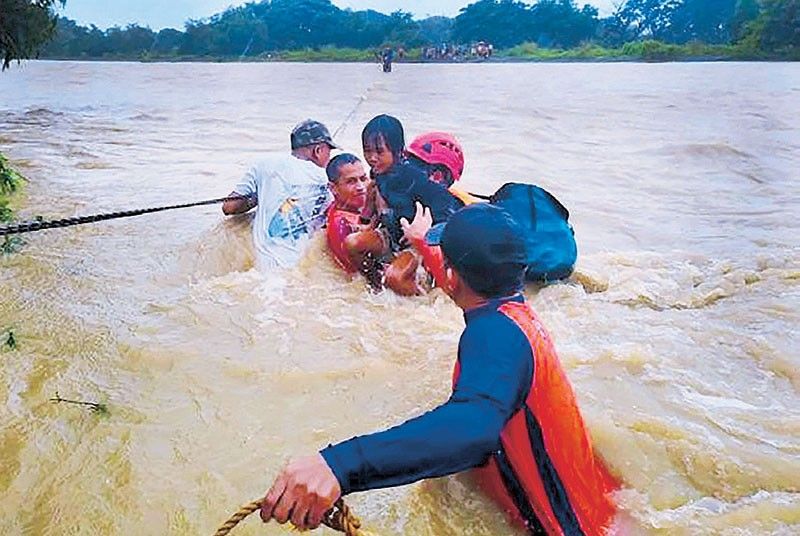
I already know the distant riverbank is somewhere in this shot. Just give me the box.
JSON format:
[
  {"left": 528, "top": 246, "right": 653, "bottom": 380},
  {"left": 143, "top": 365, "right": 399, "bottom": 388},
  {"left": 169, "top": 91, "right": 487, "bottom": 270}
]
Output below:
[{"left": 41, "top": 40, "right": 799, "bottom": 64}]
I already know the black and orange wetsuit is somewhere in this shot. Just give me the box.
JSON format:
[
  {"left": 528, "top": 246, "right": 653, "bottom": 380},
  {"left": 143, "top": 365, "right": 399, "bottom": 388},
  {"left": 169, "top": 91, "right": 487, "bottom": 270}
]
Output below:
[{"left": 321, "top": 295, "right": 618, "bottom": 535}]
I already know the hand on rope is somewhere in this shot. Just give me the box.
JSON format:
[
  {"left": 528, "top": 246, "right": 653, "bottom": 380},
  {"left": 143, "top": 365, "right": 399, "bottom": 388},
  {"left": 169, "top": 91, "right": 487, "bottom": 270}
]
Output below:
[
  {"left": 214, "top": 498, "right": 364, "bottom": 536},
  {"left": 261, "top": 454, "right": 342, "bottom": 531},
  {"left": 215, "top": 454, "right": 370, "bottom": 536}
]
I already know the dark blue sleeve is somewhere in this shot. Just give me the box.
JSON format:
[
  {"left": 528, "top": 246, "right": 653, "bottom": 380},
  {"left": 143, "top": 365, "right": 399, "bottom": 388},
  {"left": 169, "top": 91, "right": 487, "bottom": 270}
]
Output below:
[{"left": 320, "top": 312, "right": 533, "bottom": 495}]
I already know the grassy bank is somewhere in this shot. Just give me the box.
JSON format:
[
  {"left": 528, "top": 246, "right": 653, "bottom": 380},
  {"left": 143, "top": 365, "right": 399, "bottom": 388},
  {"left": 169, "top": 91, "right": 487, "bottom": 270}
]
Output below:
[
  {"left": 0, "top": 152, "right": 25, "bottom": 223},
  {"left": 499, "top": 40, "right": 800, "bottom": 62}
]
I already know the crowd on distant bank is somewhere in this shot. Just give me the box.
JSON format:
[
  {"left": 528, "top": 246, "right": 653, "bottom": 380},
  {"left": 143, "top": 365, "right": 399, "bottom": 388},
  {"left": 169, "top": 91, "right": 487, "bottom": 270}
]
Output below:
[
  {"left": 374, "top": 41, "right": 495, "bottom": 64},
  {"left": 422, "top": 40, "right": 494, "bottom": 61}
]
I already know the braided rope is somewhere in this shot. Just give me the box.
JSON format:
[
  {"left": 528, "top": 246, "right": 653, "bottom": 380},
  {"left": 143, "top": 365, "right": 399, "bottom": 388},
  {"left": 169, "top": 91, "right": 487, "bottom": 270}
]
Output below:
[
  {"left": 332, "top": 94, "right": 368, "bottom": 140},
  {"left": 331, "top": 79, "right": 379, "bottom": 140},
  {"left": 214, "top": 498, "right": 364, "bottom": 536},
  {"left": 0, "top": 196, "right": 242, "bottom": 236},
  {"left": 1, "top": 80, "right": 382, "bottom": 238}
]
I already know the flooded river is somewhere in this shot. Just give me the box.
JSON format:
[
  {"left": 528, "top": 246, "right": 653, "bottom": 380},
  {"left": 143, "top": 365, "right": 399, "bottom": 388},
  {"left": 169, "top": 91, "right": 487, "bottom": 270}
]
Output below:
[{"left": 1, "top": 61, "right": 798, "bottom": 535}]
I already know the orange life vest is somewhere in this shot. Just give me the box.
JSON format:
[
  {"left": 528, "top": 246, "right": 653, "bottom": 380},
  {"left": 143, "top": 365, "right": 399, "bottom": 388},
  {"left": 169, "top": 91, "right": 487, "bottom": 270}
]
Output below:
[
  {"left": 326, "top": 205, "right": 361, "bottom": 273},
  {"left": 448, "top": 186, "right": 481, "bottom": 205},
  {"left": 453, "top": 301, "right": 618, "bottom": 535}
]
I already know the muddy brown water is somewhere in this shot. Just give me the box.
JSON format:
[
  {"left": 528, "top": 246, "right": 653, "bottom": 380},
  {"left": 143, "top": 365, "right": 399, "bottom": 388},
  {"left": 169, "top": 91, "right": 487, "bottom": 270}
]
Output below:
[{"left": 1, "top": 61, "right": 798, "bottom": 535}]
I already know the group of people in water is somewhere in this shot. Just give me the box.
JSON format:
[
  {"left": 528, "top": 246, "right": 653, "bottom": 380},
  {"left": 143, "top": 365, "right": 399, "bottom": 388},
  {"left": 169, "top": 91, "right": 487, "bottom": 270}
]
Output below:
[{"left": 223, "top": 117, "right": 618, "bottom": 535}]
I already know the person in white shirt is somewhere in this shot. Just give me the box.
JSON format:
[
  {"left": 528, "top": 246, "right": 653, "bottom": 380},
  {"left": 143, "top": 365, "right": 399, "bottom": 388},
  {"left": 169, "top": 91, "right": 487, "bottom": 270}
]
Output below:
[{"left": 223, "top": 119, "right": 338, "bottom": 268}]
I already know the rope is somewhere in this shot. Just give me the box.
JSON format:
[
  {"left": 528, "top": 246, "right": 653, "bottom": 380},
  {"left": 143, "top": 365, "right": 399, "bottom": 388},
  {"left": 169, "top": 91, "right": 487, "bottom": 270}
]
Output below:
[
  {"left": 0, "top": 196, "right": 244, "bottom": 236},
  {"left": 332, "top": 94, "right": 368, "bottom": 140},
  {"left": 2, "top": 80, "right": 380, "bottom": 238},
  {"left": 214, "top": 498, "right": 365, "bottom": 536},
  {"left": 331, "top": 79, "right": 378, "bottom": 140}
]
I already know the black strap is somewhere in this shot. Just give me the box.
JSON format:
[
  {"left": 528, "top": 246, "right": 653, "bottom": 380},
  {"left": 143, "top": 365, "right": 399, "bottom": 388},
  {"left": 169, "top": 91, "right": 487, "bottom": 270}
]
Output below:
[
  {"left": 495, "top": 448, "right": 547, "bottom": 535},
  {"left": 524, "top": 407, "right": 586, "bottom": 536}
]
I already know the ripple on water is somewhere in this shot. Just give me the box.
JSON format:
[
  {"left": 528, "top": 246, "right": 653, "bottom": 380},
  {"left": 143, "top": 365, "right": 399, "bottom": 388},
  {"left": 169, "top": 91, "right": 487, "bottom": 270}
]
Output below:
[{"left": 1, "top": 61, "right": 799, "bottom": 535}]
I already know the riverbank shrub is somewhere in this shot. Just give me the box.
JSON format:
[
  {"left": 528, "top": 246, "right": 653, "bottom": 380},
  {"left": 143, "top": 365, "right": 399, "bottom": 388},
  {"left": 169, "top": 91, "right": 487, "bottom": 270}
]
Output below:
[
  {"left": 273, "top": 47, "right": 376, "bottom": 62},
  {"left": 495, "top": 40, "right": 772, "bottom": 62},
  {"left": 0, "top": 152, "right": 25, "bottom": 222}
]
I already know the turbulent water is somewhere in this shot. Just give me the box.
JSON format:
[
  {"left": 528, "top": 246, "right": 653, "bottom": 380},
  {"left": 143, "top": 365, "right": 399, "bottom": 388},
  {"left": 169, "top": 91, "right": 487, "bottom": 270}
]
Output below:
[{"left": 0, "top": 61, "right": 798, "bottom": 535}]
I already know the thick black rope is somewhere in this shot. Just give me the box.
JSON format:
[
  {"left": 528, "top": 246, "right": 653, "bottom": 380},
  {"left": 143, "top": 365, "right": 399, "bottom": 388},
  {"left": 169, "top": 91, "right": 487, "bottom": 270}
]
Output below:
[
  {"left": 1, "top": 80, "right": 382, "bottom": 238},
  {"left": 0, "top": 196, "right": 244, "bottom": 236}
]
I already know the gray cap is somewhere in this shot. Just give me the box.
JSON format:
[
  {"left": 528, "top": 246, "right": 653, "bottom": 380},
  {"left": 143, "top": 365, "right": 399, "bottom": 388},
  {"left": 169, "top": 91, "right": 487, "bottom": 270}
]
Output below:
[{"left": 290, "top": 119, "right": 340, "bottom": 150}]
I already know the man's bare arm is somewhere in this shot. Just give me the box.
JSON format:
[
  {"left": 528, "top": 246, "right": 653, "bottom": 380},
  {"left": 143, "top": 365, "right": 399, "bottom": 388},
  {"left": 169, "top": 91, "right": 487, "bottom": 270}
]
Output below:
[{"left": 222, "top": 191, "right": 256, "bottom": 215}]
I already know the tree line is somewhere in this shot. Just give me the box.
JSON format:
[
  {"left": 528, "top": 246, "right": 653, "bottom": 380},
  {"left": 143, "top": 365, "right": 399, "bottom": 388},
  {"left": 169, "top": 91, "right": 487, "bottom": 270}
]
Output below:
[{"left": 1, "top": 0, "right": 799, "bottom": 65}]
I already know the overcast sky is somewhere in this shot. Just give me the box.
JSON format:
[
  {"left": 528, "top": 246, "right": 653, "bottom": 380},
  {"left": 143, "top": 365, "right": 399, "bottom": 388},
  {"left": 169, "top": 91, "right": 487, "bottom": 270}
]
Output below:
[{"left": 59, "top": 1, "right": 616, "bottom": 31}]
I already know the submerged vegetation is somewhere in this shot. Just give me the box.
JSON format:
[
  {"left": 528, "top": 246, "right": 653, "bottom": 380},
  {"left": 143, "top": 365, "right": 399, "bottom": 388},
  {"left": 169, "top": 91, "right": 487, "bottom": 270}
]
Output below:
[
  {"left": 1, "top": 236, "right": 25, "bottom": 255},
  {"left": 3, "top": 329, "right": 17, "bottom": 350},
  {"left": 50, "top": 392, "right": 109, "bottom": 415},
  {"left": 0, "top": 152, "right": 26, "bottom": 223}
]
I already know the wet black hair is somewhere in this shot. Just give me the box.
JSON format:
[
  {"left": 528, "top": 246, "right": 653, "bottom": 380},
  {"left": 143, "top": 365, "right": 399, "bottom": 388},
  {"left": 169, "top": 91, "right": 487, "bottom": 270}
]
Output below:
[
  {"left": 326, "top": 153, "right": 361, "bottom": 182},
  {"left": 361, "top": 114, "right": 405, "bottom": 160}
]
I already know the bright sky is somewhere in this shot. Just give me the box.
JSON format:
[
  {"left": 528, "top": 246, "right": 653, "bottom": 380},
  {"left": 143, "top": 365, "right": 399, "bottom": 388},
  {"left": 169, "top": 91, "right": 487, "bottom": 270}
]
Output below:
[{"left": 59, "top": 1, "right": 616, "bottom": 31}]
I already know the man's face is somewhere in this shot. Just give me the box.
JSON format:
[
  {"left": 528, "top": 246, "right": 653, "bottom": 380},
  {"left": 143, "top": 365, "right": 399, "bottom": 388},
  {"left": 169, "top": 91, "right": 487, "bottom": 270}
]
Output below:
[
  {"left": 331, "top": 161, "right": 370, "bottom": 211},
  {"left": 362, "top": 136, "right": 394, "bottom": 176}
]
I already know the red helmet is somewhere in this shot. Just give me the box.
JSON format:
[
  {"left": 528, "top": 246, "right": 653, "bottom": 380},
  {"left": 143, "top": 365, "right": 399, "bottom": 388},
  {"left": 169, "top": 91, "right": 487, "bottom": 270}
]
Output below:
[{"left": 407, "top": 132, "right": 465, "bottom": 183}]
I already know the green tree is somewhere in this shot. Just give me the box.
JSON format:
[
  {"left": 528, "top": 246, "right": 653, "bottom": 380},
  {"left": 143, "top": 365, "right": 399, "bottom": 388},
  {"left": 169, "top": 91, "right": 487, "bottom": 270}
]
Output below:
[
  {"left": 596, "top": 14, "right": 637, "bottom": 47},
  {"left": 759, "top": 0, "right": 800, "bottom": 50},
  {"left": 152, "top": 28, "right": 184, "bottom": 55},
  {"left": 105, "top": 24, "right": 155, "bottom": 56},
  {"left": 415, "top": 16, "right": 454, "bottom": 45},
  {"left": 732, "top": 0, "right": 761, "bottom": 39},
  {"left": 668, "top": 0, "right": 737, "bottom": 43},
  {"left": 265, "top": 0, "right": 340, "bottom": 49},
  {"left": 383, "top": 10, "right": 420, "bottom": 46},
  {"left": 0, "top": 0, "right": 65, "bottom": 69},
  {"left": 333, "top": 9, "right": 391, "bottom": 49},
  {"left": 616, "top": 0, "right": 682, "bottom": 41},
  {"left": 453, "top": 0, "right": 533, "bottom": 48},
  {"left": 529, "top": 0, "right": 599, "bottom": 48}
]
